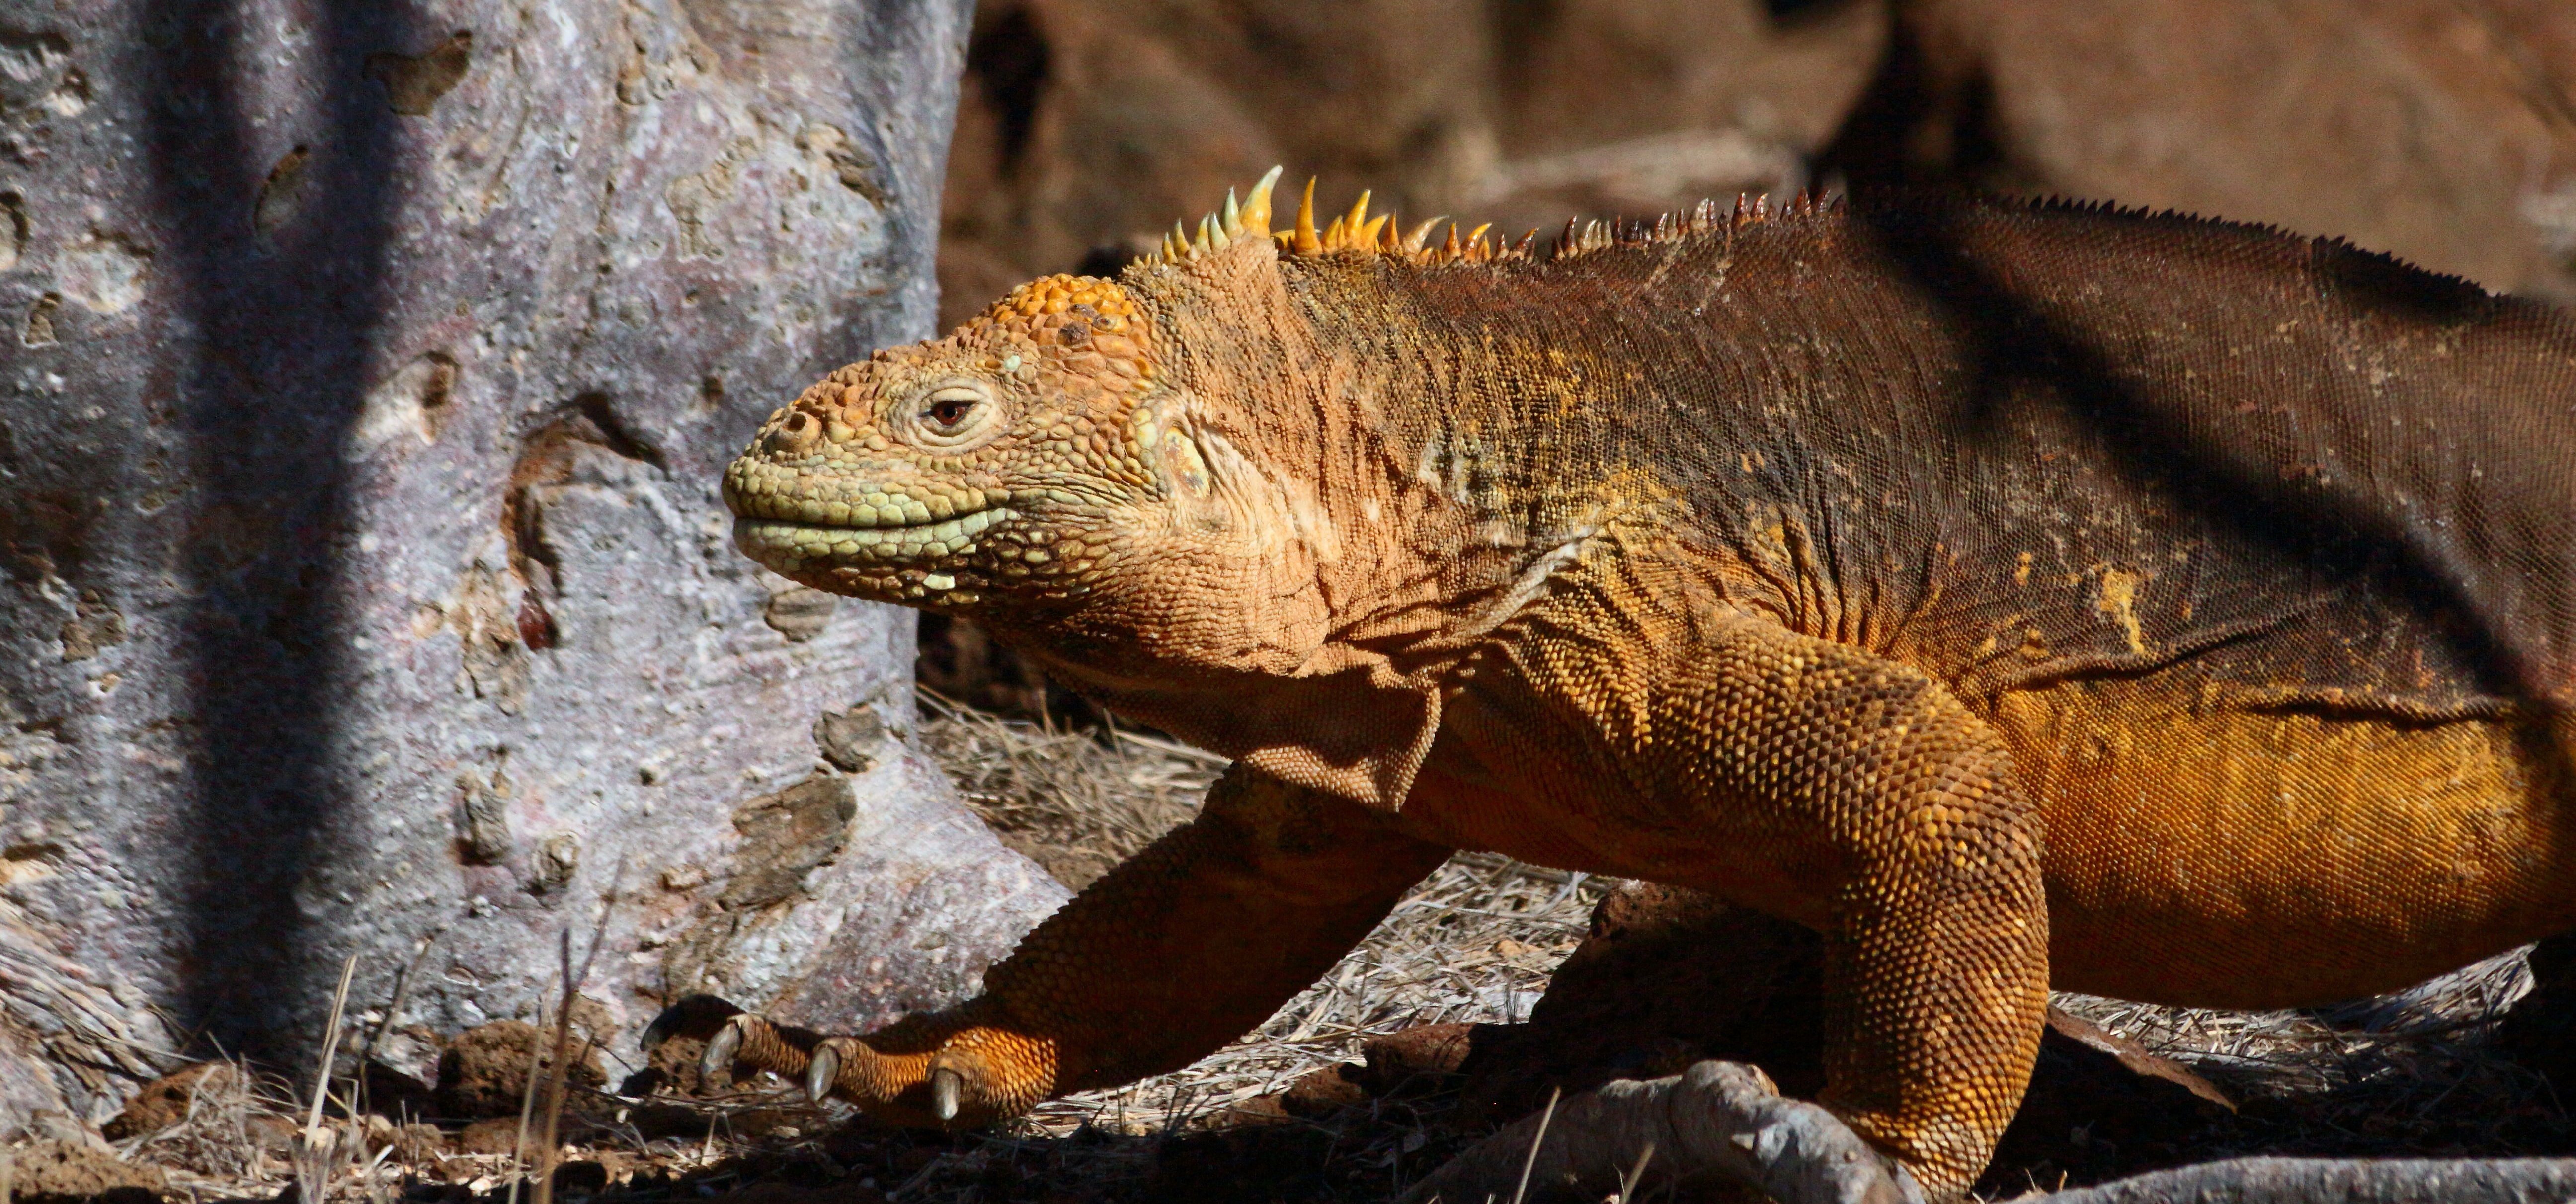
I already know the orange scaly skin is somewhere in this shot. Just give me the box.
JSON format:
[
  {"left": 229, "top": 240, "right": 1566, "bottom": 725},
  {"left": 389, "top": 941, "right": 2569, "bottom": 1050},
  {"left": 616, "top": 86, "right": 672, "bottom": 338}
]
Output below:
[{"left": 690, "top": 173, "right": 2576, "bottom": 1195}]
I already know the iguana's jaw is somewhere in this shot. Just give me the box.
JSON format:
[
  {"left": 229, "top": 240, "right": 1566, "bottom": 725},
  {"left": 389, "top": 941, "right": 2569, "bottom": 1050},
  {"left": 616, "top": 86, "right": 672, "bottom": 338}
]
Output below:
[
  {"left": 730, "top": 514, "right": 1018, "bottom": 601},
  {"left": 725, "top": 461, "right": 1028, "bottom": 605}
]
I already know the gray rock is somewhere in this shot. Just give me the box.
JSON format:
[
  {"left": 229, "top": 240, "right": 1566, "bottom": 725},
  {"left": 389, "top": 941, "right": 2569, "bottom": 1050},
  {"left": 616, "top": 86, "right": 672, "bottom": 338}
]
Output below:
[{"left": 0, "top": 0, "right": 1064, "bottom": 1127}]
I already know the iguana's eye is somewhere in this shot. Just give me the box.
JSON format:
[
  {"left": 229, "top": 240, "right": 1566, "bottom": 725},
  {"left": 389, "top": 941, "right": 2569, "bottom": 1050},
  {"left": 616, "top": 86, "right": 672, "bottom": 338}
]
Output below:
[
  {"left": 902, "top": 382, "right": 1002, "bottom": 449},
  {"left": 924, "top": 394, "right": 978, "bottom": 429}
]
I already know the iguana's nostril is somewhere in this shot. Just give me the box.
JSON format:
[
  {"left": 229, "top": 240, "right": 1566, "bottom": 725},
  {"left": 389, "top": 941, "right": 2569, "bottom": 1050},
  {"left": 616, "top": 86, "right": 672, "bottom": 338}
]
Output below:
[{"left": 769, "top": 410, "right": 824, "bottom": 455}]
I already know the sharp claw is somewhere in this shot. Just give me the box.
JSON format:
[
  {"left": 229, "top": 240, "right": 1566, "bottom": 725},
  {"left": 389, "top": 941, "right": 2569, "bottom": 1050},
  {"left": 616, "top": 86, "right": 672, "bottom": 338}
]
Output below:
[
  {"left": 701, "top": 1016, "right": 744, "bottom": 1085},
  {"left": 642, "top": 994, "right": 743, "bottom": 1052},
  {"left": 931, "top": 1066, "right": 963, "bottom": 1122},
  {"left": 805, "top": 1041, "right": 842, "bottom": 1104}
]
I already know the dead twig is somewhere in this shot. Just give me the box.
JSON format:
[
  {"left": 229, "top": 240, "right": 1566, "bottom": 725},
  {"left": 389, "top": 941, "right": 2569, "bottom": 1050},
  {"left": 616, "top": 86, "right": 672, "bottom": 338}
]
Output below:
[
  {"left": 2025, "top": 1155, "right": 2576, "bottom": 1203},
  {"left": 1405, "top": 1061, "right": 1923, "bottom": 1204},
  {"left": 293, "top": 954, "right": 360, "bottom": 1204},
  {"left": 505, "top": 974, "right": 556, "bottom": 1204}
]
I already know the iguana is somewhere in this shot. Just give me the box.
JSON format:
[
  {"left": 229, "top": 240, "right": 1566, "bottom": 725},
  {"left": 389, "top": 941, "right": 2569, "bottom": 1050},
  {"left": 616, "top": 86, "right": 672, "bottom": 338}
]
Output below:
[{"left": 667, "top": 168, "right": 2576, "bottom": 1196}]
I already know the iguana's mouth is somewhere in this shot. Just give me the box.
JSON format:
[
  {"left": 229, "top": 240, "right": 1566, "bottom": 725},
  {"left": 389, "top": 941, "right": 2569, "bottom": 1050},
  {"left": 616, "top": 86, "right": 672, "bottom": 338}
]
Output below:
[{"left": 732, "top": 507, "right": 1016, "bottom": 565}]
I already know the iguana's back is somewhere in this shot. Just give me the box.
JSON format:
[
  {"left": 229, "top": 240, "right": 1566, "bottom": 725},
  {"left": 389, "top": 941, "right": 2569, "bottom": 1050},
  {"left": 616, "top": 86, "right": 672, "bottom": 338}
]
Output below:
[
  {"left": 1313, "top": 196, "right": 2576, "bottom": 1005},
  {"left": 1311, "top": 196, "right": 2576, "bottom": 715}
]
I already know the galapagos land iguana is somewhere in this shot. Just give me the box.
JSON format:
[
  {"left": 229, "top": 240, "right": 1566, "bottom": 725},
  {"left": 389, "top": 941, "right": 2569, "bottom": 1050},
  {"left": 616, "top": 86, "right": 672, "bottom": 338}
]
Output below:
[{"left": 667, "top": 169, "right": 2576, "bottom": 1195}]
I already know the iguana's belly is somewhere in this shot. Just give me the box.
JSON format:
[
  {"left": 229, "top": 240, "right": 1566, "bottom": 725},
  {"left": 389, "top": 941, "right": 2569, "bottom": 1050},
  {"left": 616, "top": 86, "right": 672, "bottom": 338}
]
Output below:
[
  {"left": 1400, "top": 761, "right": 1852, "bottom": 933},
  {"left": 1402, "top": 676, "right": 2576, "bottom": 1011},
  {"left": 1988, "top": 681, "right": 2576, "bottom": 1008}
]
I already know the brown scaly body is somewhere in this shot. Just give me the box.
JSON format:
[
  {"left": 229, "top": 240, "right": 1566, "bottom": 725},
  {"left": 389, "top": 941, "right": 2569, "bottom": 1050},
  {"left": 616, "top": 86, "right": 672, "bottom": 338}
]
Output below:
[{"left": 681, "top": 169, "right": 2576, "bottom": 1194}]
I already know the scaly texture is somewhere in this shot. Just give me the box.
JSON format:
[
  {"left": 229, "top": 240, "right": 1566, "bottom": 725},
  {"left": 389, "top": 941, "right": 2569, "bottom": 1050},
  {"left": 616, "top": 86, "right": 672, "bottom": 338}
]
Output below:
[{"left": 678, "top": 170, "right": 2576, "bottom": 1195}]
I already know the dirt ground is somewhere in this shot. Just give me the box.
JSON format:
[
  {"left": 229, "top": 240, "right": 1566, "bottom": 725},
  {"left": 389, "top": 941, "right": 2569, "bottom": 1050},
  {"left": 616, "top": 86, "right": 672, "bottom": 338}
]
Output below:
[{"left": 55, "top": 693, "right": 2576, "bottom": 1204}]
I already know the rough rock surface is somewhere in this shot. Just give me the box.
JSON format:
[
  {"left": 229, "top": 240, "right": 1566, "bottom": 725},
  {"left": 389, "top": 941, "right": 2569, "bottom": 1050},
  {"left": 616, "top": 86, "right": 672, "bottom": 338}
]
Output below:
[
  {"left": 933, "top": 0, "right": 1887, "bottom": 330},
  {"left": 8, "top": 1139, "right": 164, "bottom": 1204},
  {"left": 456, "top": 1116, "right": 533, "bottom": 1157},
  {"left": 1824, "top": 0, "right": 2576, "bottom": 301},
  {"left": 935, "top": 0, "right": 2576, "bottom": 324},
  {"left": 0, "top": 0, "right": 1065, "bottom": 1130}
]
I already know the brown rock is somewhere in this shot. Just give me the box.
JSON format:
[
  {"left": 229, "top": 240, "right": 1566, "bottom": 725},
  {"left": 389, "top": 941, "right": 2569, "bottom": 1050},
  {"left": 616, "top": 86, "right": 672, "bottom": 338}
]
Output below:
[
  {"left": 1209, "top": 1069, "right": 1366, "bottom": 1126},
  {"left": 451, "top": 1111, "right": 604, "bottom": 1157},
  {"left": 1823, "top": 0, "right": 2576, "bottom": 303},
  {"left": 435, "top": 1020, "right": 607, "bottom": 1119},
  {"left": 1210, "top": 1093, "right": 1296, "bottom": 1126},
  {"left": 936, "top": 0, "right": 1886, "bottom": 328},
  {"left": 374, "top": 1121, "right": 453, "bottom": 1162},
  {"left": 9, "top": 1139, "right": 165, "bottom": 1204},
  {"left": 102, "top": 1062, "right": 237, "bottom": 1140},
  {"left": 1352, "top": 1022, "right": 1495, "bottom": 1099},
  {"left": 620, "top": 1032, "right": 714, "bottom": 1099},
  {"left": 1278, "top": 1064, "right": 1369, "bottom": 1117},
  {"left": 1579, "top": 880, "right": 1736, "bottom": 944},
  {"left": 1222, "top": 1023, "right": 1491, "bottom": 1124},
  {"left": 1363, "top": 1023, "right": 1479, "bottom": 1078},
  {"left": 457, "top": 1116, "right": 530, "bottom": 1156}
]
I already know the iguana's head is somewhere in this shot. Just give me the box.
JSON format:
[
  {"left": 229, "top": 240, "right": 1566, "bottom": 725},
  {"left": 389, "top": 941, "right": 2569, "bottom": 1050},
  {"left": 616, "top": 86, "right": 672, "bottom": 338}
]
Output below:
[
  {"left": 724, "top": 166, "right": 1518, "bottom": 699},
  {"left": 725, "top": 170, "right": 1320, "bottom": 637},
  {"left": 723, "top": 267, "right": 1167, "bottom": 613}
]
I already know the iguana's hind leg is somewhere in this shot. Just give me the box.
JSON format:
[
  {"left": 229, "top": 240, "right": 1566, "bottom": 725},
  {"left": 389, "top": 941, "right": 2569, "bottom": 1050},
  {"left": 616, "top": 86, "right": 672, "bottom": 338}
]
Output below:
[{"left": 647, "top": 765, "right": 1452, "bottom": 1128}]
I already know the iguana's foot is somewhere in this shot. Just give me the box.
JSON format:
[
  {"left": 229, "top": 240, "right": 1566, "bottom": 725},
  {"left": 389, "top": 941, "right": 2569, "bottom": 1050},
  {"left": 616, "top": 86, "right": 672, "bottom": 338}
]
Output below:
[{"left": 643, "top": 994, "right": 1058, "bottom": 1128}]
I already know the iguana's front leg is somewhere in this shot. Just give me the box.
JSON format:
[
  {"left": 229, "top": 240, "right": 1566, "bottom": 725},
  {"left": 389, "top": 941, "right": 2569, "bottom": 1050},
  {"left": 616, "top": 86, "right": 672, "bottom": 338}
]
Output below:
[
  {"left": 1465, "top": 611, "right": 2050, "bottom": 1194},
  {"left": 1702, "top": 622, "right": 2048, "bottom": 1192},
  {"left": 655, "top": 764, "right": 1452, "bottom": 1126}
]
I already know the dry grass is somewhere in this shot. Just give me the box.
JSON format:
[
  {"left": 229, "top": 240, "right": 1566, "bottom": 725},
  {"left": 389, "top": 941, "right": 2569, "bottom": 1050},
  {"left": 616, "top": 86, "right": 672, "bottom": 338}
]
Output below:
[
  {"left": 914, "top": 689, "right": 1213, "bottom": 892},
  {"left": 2048, "top": 948, "right": 2559, "bottom": 1168},
  {"left": 107, "top": 1060, "right": 305, "bottom": 1198},
  {"left": 72, "top": 694, "right": 2574, "bottom": 1204}
]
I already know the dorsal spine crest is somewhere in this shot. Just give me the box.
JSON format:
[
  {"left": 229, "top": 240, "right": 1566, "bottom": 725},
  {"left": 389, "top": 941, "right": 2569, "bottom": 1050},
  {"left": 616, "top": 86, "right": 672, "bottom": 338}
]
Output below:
[{"left": 1131, "top": 166, "right": 1849, "bottom": 279}]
